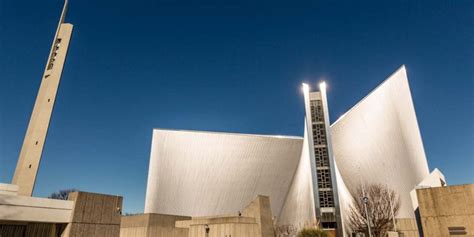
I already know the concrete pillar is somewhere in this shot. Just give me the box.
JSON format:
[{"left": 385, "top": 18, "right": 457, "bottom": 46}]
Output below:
[
  {"left": 242, "top": 195, "right": 275, "bottom": 237},
  {"left": 13, "top": 0, "right": 74, "bottom": 196}
]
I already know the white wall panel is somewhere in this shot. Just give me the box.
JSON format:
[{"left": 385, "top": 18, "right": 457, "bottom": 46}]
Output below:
[
  {"left": 145, "top": 130, "right": 303, "bottom": 218},
  {"left": 278, "top": 127, "right": 316, "bottom": 227},
  {"left": 330, "top": 66, "right": 430, "bottom": 218},
  {"left": 334, "top": 160, "right": 354, "bottom": 235}
]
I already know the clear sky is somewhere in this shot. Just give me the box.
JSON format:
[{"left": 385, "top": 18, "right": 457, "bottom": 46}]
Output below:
[{"left": 0, "top": 0, "right": 472, "bottom": 213}]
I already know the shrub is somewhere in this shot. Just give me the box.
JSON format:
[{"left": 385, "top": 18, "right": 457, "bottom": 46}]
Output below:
[{"left": 297, "top": 228, "right": 329, "bottom": 237}]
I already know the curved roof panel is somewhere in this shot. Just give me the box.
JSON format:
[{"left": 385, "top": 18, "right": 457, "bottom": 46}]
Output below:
[
  {"left": 144, "top": 129, "right": 303, "bottom": 217},
  {"left": 330, "top": 66, "right": 430, "bottom": 218}
]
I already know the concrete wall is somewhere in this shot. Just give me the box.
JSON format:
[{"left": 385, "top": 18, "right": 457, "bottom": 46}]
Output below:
[
  {"left": 174, "top": 195, "right": 275, "bottom": 237},
  {"left": 186, "top": 217, "right": 260, "bottom": 237},
  {"left": 62, "top": 191, "right": 123, "bottom": 237},
  {"left": 242, "top": 195, "right": 275, "bottom": 237},
  {"left": 0, "top": 183, "right": 19, "bottom": 196},
  {"left": 395, "top": 218, "right": 418, "bottom": 237},
  {"left": 0, "top": 191, "right": 123, "bottom": 237},
  {"left": 120, "top": 214, "right": 190, "bottom": 237},
  {"left": 0, "top": 222, "right": 64, "bottom": 237},
  {"left": 417, "top": 184, "right": 474, "bottom": 236}
]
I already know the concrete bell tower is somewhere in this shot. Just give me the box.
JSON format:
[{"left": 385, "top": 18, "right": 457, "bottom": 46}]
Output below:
[
  {"left": 12, "top": 0, "right": 74, "bottom": 196},
  {"left": 302, "top": 82, "right": 343, "bottom": 236}
]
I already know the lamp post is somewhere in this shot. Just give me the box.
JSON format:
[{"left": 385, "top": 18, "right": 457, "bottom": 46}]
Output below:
[
  {"left": 204, "top": 224, "right": 210, "bottom": 237},
  {"left": 362, "top": 196, "right": 373, "bottom": 237},
  {"left": 389, "top": 194, "right": 397, "bottom": 232}
]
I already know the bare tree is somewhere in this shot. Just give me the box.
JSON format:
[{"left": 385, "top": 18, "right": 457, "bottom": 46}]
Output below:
[
  {"left": 48, "top": 189, "right": 78, "bottom": 200},
  {"left": 123, "top": 213, "right": 140, "bottom": 216},
  {"left": 348, "top": 183, "right": 400, "bottom": 237},
  {"left": 275, "top": 220, "right": 321, "bottom": 237},
  {"left": 275, "top": 224, "right": 299, "bottom": 237}
]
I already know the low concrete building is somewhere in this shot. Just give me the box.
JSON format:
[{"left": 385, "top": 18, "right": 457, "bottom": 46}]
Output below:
[
  {"left": 176, "top": 216, "right": 260, "bottom": 237},
  {"left": 176, "top": 195, "right": 274, "bottom": 237},
  {"left": 0, "top": 184, "right": 74, "bottom": 224},
  {"left": 0, "top": 189, "right": 122, "bottom": 237},
  {"left": 121, "top": 196, "right": 274, "bottom": 237},
  {"left": 121, "top": 214, "right": 190, "bottom": 237},
  {"left": 416, "top": 184, "right": 474, "bottom": 237},
  {"left": 0, "top": 183, "right": 73, "bottom": 236}
]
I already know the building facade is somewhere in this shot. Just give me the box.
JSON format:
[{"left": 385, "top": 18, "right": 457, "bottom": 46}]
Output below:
[{"left": 144, "top": 66, "right": 438, "bottom": 236}]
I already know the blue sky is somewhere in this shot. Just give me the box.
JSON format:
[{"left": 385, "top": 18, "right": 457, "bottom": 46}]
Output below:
[{"left": 0, "top": 0, "right": 472, "bottom": 213}]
